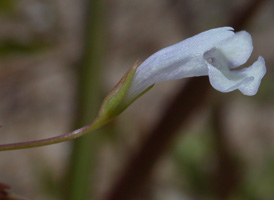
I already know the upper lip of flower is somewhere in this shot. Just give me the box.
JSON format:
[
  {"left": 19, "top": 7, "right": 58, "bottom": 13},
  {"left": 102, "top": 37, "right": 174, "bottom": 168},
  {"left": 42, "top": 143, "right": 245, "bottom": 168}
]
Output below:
[
  {"left": 203, "top": 30, "right": 266, "bottom": 96},
  {"left": 126, "top": 27, "right": 266, "bottom": 99}
]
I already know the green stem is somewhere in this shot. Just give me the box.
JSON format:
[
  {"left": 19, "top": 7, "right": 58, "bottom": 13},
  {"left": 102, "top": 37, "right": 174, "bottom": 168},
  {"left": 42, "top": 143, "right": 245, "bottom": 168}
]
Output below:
[
  {"left": 0, "top": 117, "right": 109, "bottom": 151},
  {"left": 65, "top": 0, "right": 105, "bottom": 200}
]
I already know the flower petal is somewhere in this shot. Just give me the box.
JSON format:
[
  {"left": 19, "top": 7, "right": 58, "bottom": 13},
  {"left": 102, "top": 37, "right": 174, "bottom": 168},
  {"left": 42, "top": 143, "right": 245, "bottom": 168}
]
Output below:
[
  {"left": 238, "top": 56, "right": 266, "bottom": 95},
  {"left": 127, "top": 27, "right": 235, "bottom": 99},
  {"left": 217, "top": 31, "right": 253, "bottom": 68},
  {"left": 207, "top": 56, "right": 266, "bottom": 96}
]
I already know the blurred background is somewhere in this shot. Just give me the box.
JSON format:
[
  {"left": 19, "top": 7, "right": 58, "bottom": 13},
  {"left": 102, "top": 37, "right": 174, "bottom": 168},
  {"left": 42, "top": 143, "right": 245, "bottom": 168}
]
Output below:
[{"left": 0, "top": 0, "right": 273, "bottom": 199}]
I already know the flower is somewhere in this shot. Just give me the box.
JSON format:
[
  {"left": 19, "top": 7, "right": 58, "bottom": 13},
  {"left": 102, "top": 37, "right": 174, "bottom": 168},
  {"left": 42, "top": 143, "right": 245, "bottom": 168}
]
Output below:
[
  {"left": 0, "top": 27, "right": 267, "bottom": 151},
  {"left": 127, "top": 27, "right": 266, "bottom": 100}
]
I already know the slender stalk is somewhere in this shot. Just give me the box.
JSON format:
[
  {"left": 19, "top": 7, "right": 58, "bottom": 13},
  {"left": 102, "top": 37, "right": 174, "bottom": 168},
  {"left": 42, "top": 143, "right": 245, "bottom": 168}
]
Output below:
[
  {"left": 65, "top": 0, "right": 105, "bottom": 200},
  {"left": 0, "top": 117, "right": 108, "bottom": 151}
]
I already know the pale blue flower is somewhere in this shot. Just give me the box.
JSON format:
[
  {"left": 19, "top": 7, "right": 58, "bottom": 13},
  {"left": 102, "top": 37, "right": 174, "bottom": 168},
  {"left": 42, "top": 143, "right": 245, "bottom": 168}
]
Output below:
[{"left": 127, "top": 27, "right": 266, "bottom": 99}]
